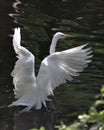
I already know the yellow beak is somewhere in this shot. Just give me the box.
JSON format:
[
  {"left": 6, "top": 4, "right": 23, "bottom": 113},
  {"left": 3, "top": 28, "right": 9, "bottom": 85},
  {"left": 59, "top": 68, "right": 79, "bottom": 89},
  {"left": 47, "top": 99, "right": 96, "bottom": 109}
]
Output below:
[{"left": 64, "top": 34, "right": 74, "bottom": 38}]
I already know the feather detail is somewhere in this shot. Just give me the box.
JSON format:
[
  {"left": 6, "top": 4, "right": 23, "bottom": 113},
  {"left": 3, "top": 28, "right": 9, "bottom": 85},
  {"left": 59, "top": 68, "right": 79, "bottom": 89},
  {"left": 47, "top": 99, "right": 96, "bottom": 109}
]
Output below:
[{"left": 9, "top": 28, "right": 93, "bottom": 112}]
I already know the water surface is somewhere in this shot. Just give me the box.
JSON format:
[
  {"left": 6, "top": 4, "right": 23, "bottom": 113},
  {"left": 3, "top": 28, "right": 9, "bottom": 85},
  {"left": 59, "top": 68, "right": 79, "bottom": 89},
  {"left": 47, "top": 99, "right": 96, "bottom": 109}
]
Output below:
[{"left": 0, "top": 0, "right": 104, "bottom": 130}]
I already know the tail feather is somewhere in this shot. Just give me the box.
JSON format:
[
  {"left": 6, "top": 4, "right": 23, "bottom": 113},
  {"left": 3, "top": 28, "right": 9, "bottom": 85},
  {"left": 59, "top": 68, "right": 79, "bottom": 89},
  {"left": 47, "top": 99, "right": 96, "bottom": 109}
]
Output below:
[{"left": 9, "top": 87, "right": 49, "bottom": 112}]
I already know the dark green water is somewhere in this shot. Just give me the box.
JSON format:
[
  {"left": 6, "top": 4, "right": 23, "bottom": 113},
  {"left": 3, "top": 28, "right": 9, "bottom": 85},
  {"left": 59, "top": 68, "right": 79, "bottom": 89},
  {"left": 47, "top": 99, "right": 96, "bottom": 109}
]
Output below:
[{"left": 0, "top": 0, "right": 104, "bottom": 130}]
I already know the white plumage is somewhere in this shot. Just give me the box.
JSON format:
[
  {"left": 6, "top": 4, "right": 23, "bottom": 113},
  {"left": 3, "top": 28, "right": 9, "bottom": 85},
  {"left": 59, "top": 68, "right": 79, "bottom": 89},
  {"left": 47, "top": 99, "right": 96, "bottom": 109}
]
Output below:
[{"left": 9, "top": 28, "right": 93, "bottom": 112}]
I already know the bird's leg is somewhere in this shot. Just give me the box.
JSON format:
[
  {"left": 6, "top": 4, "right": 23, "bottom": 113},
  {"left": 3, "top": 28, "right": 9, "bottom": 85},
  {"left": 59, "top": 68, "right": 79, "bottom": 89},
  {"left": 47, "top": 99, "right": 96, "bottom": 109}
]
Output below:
[{"left": 19, "top": 106, "right": 32, "bottom": 113}]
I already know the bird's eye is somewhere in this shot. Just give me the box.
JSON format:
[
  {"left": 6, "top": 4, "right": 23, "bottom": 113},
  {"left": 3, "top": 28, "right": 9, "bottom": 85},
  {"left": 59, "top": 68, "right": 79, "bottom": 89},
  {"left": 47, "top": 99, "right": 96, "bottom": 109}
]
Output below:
[{"left": 61, "top": 34, "right": 64, "bottom": 37}]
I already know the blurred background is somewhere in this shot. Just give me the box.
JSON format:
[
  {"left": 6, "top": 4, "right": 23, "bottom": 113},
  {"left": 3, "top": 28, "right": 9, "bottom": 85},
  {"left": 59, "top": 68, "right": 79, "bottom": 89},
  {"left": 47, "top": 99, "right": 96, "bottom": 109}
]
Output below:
[{"left": 0, "top": 0, "right": 104, "bottom": 130}]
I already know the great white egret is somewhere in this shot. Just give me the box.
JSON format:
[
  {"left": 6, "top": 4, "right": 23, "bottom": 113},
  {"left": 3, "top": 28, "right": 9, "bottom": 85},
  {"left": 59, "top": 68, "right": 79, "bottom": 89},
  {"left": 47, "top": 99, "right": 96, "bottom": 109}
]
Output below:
[{"left": 9, "top": 28, "right": 92, "bottom": 112}]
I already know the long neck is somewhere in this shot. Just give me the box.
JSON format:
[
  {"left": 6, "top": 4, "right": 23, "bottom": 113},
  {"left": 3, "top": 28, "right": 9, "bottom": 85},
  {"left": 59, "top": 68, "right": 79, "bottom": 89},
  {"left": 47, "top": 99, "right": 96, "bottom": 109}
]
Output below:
[{"left": 49, "top": 36, "right": 59, "bottom": 54}]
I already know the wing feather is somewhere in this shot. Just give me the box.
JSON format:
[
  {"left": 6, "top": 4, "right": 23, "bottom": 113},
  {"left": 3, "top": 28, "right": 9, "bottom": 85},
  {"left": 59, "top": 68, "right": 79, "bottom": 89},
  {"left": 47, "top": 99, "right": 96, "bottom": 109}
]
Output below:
[
  {"left": 11, "top": 28, "right": 36, "bottom": 98},
  {"left": 36, "top": 44, "right": 93, "bottom": 95}
]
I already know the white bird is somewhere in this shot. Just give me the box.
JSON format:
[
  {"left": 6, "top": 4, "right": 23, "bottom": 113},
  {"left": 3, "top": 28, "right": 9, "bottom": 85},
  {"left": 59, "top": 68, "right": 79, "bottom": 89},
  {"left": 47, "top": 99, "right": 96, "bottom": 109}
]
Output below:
[{"left": 9, "top": 28, "right": 92, "bottom": 112}]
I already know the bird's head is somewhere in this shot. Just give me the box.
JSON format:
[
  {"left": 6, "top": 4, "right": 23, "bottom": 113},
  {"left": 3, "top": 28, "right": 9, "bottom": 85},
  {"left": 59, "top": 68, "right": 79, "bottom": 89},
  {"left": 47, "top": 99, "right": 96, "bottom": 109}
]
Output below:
[{"left": 53, "top": 32, "right": 74, "bottom": 40}]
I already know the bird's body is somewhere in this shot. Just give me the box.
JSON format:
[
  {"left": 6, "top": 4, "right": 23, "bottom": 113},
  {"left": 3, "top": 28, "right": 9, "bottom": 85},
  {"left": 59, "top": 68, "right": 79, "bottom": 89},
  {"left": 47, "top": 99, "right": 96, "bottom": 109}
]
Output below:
[{"left": 9, "top": 28, "right": 92, "bottom": 112}]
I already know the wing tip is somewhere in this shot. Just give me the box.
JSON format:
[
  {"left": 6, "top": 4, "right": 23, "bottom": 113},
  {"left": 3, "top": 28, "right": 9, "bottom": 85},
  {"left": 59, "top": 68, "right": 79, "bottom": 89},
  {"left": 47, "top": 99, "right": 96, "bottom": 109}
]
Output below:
[{"left": 14, "top": 27, "right": 21, "bottom": 34}]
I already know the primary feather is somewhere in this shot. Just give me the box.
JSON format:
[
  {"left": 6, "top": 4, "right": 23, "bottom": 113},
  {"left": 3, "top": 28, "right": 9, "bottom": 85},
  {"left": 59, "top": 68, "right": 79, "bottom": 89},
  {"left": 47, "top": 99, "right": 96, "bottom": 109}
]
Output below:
[{"left": 9, "top": 28, "right": 93, "bottom": 112}]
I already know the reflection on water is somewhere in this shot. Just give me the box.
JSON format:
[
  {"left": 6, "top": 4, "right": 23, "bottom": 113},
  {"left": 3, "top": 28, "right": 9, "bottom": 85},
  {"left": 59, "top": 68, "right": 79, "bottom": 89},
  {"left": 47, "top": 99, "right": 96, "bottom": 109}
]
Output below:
[
  {"left": 0, "top": 0, "right": 104, "bottom": 130},
  {"left": 0, "top": 106, "right": 55, "bottom": 130}
]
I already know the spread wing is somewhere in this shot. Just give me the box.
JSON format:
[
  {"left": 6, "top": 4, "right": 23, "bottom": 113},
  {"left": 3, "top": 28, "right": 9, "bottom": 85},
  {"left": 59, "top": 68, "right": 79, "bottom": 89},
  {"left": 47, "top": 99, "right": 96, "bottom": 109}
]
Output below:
[
  {"left": 11, "top": 28, "right": 36, "bottom": 99},
  {"left": 36, "top": 44, "right": 93, "bottom": 95}
]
